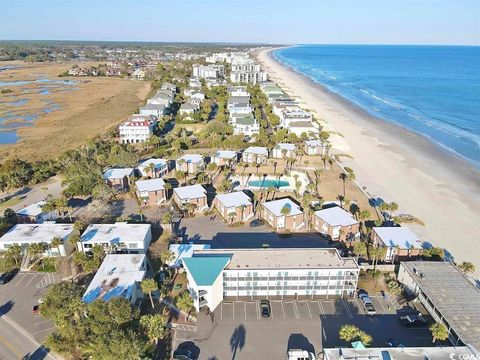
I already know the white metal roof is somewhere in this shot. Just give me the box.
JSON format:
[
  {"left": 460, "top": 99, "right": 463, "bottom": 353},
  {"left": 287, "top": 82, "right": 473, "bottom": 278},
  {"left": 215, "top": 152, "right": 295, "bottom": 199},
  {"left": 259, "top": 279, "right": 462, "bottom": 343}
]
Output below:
[
  {"left": 168, "top": 243, "right": 211, "bottom": 268},
  {"left": 274, "top": 143, "right": 296, "bottom": 151},
  {"left": 314, "top": 206, "right": 358, "bottom": 227},
  {"left": 177, "top": 154, "right": 203, "bottom": 164},
  {"left": 16, "top": 201, "right": 47, "bottom": 217},
  {"left": 244, "top": 146, "right": 268, "bottom": 156},
  {"left": 214, "top": 150, "right": 237, "bottom": 159},
  {"left": 80, "top": 222, "right": 151, "bottom": 244},
  {"left": 0, "top": 224, "right": 74, "bottom": 244},
  {"left": 173, "top": 184, "right": 207, "bottom": 200},
  {"left": 215, "top": 191, "right": 252, "bottom": 208},
  {"left": 373, "top": 226, "right": 421, "bottom": 249},
  {"left": 82, "top": 254, "right": 146, "bottom": 303},
  {"left": 103, "top": 168, "right": 134, "bottom": 180},
  {"left": 305, "top": 139, "right": 323, "bottom": 147},
  {"left": 138, "top": 158, "right": 167, "bottom": 168},
  {"left": 262, "top": 198, "right": 303, "bottom": 217},
  {"left": 135, "top": 178, "right": 165, "bottom": 193}
]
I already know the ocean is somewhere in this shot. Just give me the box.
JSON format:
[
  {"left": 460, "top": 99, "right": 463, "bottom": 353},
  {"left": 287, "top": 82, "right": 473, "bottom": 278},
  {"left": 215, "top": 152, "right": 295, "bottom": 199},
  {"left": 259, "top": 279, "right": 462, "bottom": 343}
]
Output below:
[{"left": 273, "top": 45, "right": 480, "bottom": 168}]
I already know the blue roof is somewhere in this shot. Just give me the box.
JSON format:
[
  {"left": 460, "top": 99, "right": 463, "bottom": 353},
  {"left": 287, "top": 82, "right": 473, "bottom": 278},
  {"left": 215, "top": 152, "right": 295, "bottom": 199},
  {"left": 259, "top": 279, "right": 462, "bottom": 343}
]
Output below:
[{"left": 182, "top": 256, "right": 230, "bottom": 286}]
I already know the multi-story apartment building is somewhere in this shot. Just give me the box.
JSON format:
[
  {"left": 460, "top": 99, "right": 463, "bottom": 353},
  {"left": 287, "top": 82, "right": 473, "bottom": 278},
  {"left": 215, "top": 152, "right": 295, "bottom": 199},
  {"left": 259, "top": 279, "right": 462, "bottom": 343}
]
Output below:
[
  {"left": 230, "top": 59, "right": 268, "bottom": 84},
  {"left": 182, "top": 248, "right": 360, "bottom": 311},
  {"left": 192, "top": 64, "right": 225, "bottom": 78},
  {"left": 172, "top": 184, "right": 208, "bottom": 213},
  {"left": 213, "top": 191, "right": 254, "bottom": 223},
  {"left": 175, "top": 154, "right": 204, "bottom": 174},
  {"left": 211, "top": 150, "right": 238, "bottom": 167},
  {"left": 138, "top": 158, "right": 169, "bottom": 178},
  {"left": 305, "top": 139, "right": 325, "bottom": 156},
  {"left": 372, "top": 227, "right": 423, "bottom": 262},
  {"left": 103, "top": 168, "right": 134, "bottom": 190},
  {"left": 260, "top": 198, "right": 305, "bottom": 232},
  {"left": 272, "top": 143, "right": 296, "bottom": 159},
  {"left": 313, "top": 206, "right": 360, "bottom": 242},
  {"left": 78, "top": 223, "right": 152, "bottom": 254},
  {"left": 242, "top": 146, "right": 268, "bottom": 163},
  {"left": 135, "top": 178, "right": 167, "bottom": 206},
  {"left": 119, "top": 115, "right": 157, "bottom": 144}
]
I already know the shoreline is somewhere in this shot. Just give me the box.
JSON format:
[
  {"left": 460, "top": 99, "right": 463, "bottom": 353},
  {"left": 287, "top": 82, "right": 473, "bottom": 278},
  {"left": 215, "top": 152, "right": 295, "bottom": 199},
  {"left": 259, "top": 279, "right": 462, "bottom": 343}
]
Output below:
[{"left": 257, "top": 47, "right": 480, "bottom": 278}]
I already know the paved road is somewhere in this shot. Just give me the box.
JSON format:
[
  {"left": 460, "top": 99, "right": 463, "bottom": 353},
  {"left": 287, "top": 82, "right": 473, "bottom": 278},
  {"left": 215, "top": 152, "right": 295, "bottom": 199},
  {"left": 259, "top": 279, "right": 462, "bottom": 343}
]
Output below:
[{"left": 0, "top": 316, "right": 57, "bottom": 360}]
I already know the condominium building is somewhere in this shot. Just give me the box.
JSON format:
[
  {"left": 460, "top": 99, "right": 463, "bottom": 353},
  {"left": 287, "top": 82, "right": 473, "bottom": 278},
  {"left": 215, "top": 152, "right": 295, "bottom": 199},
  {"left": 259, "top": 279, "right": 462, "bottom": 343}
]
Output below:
[
  {"left": 138, "top": 158, "right": 169, "bottom": 178},
  {"left": 272, "top": 143, "right": 296, "bottom": 159},
  {"left": 260, "top": 198, "right": 305, "bottom": 232},
  {"left": 242, "top": 146, "right": 268, "bottom": 163},
  {"left": 231, "top": 115, "right": 260, "bottom": 137},
  {"left": 213, "top": 191, "right": 254, "bottom": 223},
  {"left": 119, "top": 114, "right": 157, "bottom": 144},
  {"left": 313, "top": 206, "right": 360, "bottom": 242},
  {"left": 172, "top": 184, "right": 208, "bottom": 213},
  {"left": 182, "top": 248, "right": 360, "bottom": 311},
  {"left": 15, "top": 201, "right": 58, "bottom": 223},
  {"left": 135, "top": 178, "right": 167, "bottom": 206},
  {"left": 78, "top": 222, "right": 152, "bottom": 254},
  {"left": 211, "top": 150, "right": 238, "bottom": 167},
  {"left": 175, "top": 154, "right": 204, "bottom": 174},
  {"left": 192, "top": 64, "right": 225, "bottom": 78},
  {"left": 230, "top": 59, "right": 268, "bottom": 84},
  {"left": 397, "top": 261, "right": 480, "bottom": 350},
  {"left": 372, "top": 227, "right": 423, "bottom": 262}
]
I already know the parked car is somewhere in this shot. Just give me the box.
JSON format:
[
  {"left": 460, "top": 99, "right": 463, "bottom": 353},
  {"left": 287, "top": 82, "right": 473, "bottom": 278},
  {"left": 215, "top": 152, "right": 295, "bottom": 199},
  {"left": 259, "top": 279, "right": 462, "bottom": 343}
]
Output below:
[
  {"left": 173, "top": 350, "right": 196, "bottom": 360},
  {"left": 399, "top": 314, "right": 428, "bottom": 327},
  {"left": 32, "top": 304, "right": 40, "bottom": 314},
  {"left": 250, "top": 219, "right": 265, "bottom": 227},
  {"left": 260, "top": 299, "right": 271, "bottom": 318},
  {"left": 357, "top": 289, "right": 368, "bottom": 299},
  {"left": 173, "top": 342, "right": 199, "bottom": 360},
  {"left": 359, "top": 292, "right": 376, "bottom": 315},
  {"left": 287, "top": 349, "right": 316, "bottom": 360},
  {"left": 0, "top": 269, "right": 18, "bottom": 285}
]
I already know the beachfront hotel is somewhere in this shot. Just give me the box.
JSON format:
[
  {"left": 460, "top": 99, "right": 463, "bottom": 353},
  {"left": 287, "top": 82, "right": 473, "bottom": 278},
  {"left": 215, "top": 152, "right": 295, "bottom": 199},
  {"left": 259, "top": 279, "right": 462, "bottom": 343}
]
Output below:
[{"left": 182, "top": 248, "right": 360, "bottom": 311}]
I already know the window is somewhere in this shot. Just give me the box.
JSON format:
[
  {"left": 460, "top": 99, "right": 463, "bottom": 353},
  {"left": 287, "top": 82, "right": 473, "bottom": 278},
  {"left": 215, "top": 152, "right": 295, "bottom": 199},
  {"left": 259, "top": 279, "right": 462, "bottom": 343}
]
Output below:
[{"left": 128, "top": 243, "right": 138, "bottom": 249}]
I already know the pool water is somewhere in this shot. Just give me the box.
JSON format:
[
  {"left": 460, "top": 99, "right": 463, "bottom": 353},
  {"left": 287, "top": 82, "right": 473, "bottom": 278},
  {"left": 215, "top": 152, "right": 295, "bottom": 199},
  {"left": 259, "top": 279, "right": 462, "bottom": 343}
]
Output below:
[{"left": 248, "top": 179, "right": 290, "bottom": 188}]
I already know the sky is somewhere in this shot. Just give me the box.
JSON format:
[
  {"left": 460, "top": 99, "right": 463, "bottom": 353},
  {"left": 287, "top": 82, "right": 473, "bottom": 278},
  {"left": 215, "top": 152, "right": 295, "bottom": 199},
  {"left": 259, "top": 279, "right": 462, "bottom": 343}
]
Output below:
[{"left": 0, "top": 0, "right": 479, "bottom": 45}]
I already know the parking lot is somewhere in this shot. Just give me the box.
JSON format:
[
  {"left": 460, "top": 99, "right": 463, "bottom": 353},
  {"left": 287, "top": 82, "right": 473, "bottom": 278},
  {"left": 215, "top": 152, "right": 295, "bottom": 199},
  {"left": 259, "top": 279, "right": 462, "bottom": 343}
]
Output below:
[
  {"left": 0, "top": 271, "right": 62, "bottom": 343},
  {"left": 173, "top": 294, "right": 434, "bottom": 360}
]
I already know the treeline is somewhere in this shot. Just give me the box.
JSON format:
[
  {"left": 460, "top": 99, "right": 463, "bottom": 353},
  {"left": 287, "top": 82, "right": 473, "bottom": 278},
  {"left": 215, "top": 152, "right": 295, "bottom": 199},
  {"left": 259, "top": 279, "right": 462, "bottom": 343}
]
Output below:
[{"left": 0, "top": 139, "right": 138, "bottom": 199}]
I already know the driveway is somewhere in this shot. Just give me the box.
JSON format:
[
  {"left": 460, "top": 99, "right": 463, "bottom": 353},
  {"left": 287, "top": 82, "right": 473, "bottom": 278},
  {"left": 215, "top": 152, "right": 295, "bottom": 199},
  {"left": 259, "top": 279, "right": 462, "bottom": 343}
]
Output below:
[{"left": 176, "top": 215, "right": 332, "bottom": 249}]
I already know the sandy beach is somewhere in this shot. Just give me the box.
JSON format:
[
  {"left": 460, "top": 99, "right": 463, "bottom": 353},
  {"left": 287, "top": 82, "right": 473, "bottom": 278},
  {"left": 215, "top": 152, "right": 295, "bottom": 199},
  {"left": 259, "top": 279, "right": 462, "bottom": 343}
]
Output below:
[{"left": 258, "top": 47, "right": 480, "bottom": 278}]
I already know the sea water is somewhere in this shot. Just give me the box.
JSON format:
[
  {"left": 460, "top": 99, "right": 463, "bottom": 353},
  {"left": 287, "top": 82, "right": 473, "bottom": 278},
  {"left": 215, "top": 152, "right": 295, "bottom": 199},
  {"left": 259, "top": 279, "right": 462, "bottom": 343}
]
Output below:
[{"left": 274, "top": 45, "right": 480, "bottom": 167}]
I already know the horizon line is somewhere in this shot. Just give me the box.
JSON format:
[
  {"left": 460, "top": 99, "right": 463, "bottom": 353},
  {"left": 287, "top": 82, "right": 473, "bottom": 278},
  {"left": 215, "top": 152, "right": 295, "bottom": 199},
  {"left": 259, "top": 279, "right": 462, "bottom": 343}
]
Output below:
[{"left": 0, "top": 39, "right": 479, "bottom": 47}]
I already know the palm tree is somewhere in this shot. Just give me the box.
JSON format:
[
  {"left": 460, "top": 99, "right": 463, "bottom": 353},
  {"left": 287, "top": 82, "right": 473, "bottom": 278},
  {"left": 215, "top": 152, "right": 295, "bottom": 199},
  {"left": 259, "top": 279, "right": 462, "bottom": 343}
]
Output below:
[
  {"left": 160, "top": 249, "right": 175, "bottom": 268},
  {"left": 458, "top": 261, "right": 475, "bottom": 274},
  {"left": 339, "top": 173, "right": 347, "bottom": 197},
  {"left": 429, "top": 323, "right": 449, "bottom": 343},
  {"left": 280, "top": 204, "right": 291, "bottom": 230},
  {"left": 50, "top": 237, "right": 63, "bottom": 257},
  {"left": 339, "top": 324, "right": 360, "bottom": 342},
  {"left": 140, "top": 314, "right": 167, "bottom": 345},
  {"left": 141, "top": 278, "right": 158, "bottom": 309},
  {"left": 163, "top": 182, "right": 172, "bottom": 199},
  {"left": 389, "top": 202, "right": 398, "bottom": 218},
  {"left": 176, "top": 291, "right": 194, "bottom": 321},
  {"left": 228, "top": 211, "right": 236, "bottom": 225}
]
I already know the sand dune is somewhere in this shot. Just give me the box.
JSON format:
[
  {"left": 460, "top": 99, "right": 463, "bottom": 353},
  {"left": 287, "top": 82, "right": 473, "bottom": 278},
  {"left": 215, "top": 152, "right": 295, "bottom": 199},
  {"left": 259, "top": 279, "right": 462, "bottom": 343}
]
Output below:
[{"left": 257, "top": 48, "right": 480, "bottom": 279}]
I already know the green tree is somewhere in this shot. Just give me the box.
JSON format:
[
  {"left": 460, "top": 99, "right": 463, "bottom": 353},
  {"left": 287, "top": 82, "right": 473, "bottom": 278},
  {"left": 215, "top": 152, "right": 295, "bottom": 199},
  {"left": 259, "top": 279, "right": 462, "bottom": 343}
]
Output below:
[
  {"left": 140, "top": 314, "right": 167, "bottom": 345},
  {"left": 141, "top": 278, "right": 158, "bottom": 309},
  {"left": 280, "top": 204, "right": 291, "bottom": 228},
  {"left": 429, "top": 323, "right": 449, "bottom": 343},
  {"left": 458, "top": 261, "right": 475, "bottom": 274},
  {"left": 176, "top": 291, "right": 194, "bottom": 321},
  {"left": 160, "top": 249, "right": 175, "bottom": 267},
  {"left": 339, "top": 324, "right": 360, "bottom": 342},
  {"left": 353, "top": 241, "right": 367, "bottom": 262}
]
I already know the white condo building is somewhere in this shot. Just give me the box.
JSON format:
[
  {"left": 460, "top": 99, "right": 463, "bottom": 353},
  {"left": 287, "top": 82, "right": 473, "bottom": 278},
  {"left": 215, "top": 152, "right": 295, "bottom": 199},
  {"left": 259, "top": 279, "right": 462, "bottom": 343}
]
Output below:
[
  {"left": 192, "top": 64, "right": 225, "bottom": 79},
  {"left": 119, "top": 114, "right": 157, "bottom": 144},
  {"left": 182, "top": 248, "right": 359, "bottom": 311},
  {"left": 230, "top": 58, "right": 268, "bottom": 84}
]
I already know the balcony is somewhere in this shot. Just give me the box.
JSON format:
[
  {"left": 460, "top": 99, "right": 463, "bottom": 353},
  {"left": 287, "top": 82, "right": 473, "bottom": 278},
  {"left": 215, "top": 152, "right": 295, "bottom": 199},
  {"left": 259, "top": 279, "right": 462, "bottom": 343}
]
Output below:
[
  {"left": 198, "top": 289, "right": 207, "bottom": 296},
  {"left": 199, "top": 299, "right": 208, "bottom": 307}
]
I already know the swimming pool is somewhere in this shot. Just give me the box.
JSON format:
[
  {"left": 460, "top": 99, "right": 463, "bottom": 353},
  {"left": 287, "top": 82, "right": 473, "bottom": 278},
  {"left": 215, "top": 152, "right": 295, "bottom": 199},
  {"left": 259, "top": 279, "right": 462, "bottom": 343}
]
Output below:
[{"left": 248, "top": 179, "right": 290, "bottom": 188}]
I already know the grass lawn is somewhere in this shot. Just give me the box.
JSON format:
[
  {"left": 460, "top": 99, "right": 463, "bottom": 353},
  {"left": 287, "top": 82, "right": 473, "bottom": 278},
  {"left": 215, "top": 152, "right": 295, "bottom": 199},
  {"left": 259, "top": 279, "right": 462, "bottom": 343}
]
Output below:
[{"left": 0, "top": 196, "right": 22, "bottom": 212}]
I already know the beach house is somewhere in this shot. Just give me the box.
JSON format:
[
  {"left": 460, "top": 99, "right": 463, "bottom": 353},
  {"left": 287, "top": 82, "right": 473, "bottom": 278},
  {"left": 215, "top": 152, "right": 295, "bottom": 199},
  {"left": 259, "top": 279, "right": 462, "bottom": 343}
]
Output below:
[
  {"left": 176, "top": 154, "right": 204, "bottom": 174},
  {"left": 272, "top": 143, "right": 296, "bottom": 159},
  {"left": 231, "top": 115, "right": 260, "bottom": 137},
  {"left": 15, "top": 201, "right": 58, "bottom": 223},
  {"left": 103, "top": 168, "right": 134, "bottom": 191},
  {"left": 305, "top": 139, "right": 325, "bottom": 156},
  {"left": 172, "top": 184, "right": 208, "bottom": 213},
  {"left": 0, "top": 223, "right": 75, "bottom": 257},
  {"left": 179, "top": 102, "right": 199, "bottom": 117},
  {"left": 119, "top": 115, "right": 157, "bottom": 144},
  {"left": 312, "top": 206, "right": 360, "bottom": 242},
  {"left": 139, "top": 103, "right": 166, "bottom": 118},
  {"left": 138, "top": 158, "right": 169, "bottom": 178},
  {"left": 288, "top": 121, "right": 318, "bottom": 137},
  {"left": 211, "top": 150, "right": 238, "bottom": 167},
  {"left": 242, "top": 146, "right": 269, "bottom": 164},
  {"left": 213, "top": 191, "right": 254, "bottom": 224},
  {"left": 135, "top": 178, "right": 167, "bottom": 206},
  {"left": 372, "top": 227, "right": 423, "bottom": 262},
  {"left": 82, "top": 254, "right": 147, "bottom": 305},
  {"left": 78, "top": 223, "right": 152, "bottom": 254},
  {"left": 260, "top": 198, "right": 304, "bottom": 232}
]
